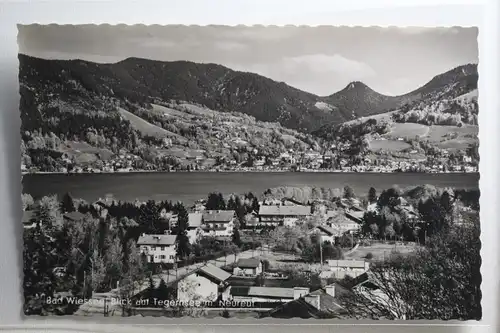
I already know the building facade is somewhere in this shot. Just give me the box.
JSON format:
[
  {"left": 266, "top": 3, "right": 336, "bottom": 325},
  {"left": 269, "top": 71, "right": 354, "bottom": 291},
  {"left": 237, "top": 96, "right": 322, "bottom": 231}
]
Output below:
[
  {"left": 137, "top": 234, "right": 177, "bottom": 264},
  {"left": 201, "top": 210, "right": 235, "bottom": 237},
  {"left": 177, "top": 264, "right": 231, "bottom": 303},
  {"left": 258, "top": 205, "right": 311, "bottom": 226}
]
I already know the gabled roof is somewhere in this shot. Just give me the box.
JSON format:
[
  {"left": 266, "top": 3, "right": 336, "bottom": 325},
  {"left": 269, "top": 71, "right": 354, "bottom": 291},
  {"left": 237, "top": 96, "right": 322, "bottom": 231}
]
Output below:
[
  {"left": 235, "top": 258, "right": 261, "bottom": 268},
  {"left": 188, "top": 212, "right": 203, "bottom": 228},
  {"left": 258, "top": 205, "right": 311, "bottom": 216},
  {"left": 137, "top": 234, "right": 176, "bottom": 246},
  {"left": 230, "top": 286, "right": 295, "bottom": 299},
  {"left": 267, "top": 286, "right": 349, "bottom": 319},
  {"left": 63, "top": 211, "right": 86, "bottom": 221},
  {"left": 203, "top": 210, "right": 235, "bottom": 223},
  {"left": 315, "top": 225, "right": 337, "bottom": 236},
  {"left": 345, "top": 211, "right": 364, "bottom": 222},
  {"left": 197, "top": 264, "right": 231, "bottom": 282}
]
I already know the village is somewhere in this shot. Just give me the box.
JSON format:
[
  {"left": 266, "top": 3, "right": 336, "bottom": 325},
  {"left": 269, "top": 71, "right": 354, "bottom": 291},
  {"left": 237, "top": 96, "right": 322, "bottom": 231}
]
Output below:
[
  {"left": 23, "top": 187, "right": 439, "bottom": 319},
  {"left": 22, "top": 144, "right": 478, "bottom": 175}
]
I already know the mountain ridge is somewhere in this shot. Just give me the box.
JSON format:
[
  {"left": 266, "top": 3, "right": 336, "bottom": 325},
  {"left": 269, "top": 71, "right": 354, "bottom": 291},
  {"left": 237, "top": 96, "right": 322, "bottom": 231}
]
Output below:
[{"left": 18, "top": 54, "right": 477, "bottom": 132}]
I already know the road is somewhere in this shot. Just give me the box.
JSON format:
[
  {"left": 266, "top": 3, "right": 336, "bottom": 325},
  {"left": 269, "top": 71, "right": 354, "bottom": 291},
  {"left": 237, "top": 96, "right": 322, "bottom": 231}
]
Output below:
[{"left": 74, "top": 246, "right": 266, "bottom": 316}]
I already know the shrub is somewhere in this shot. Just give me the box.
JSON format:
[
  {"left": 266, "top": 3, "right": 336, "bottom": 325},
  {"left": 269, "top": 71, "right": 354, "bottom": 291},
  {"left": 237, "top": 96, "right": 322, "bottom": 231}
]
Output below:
[{"left": 365, "top": 252, "right": 373, "bottom": 259}]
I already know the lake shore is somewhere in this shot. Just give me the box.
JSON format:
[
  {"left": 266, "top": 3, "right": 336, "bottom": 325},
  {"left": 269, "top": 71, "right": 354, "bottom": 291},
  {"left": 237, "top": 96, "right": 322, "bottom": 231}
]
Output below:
[{"left": 22, "top": 172, "right": 480, "bottom": 205}]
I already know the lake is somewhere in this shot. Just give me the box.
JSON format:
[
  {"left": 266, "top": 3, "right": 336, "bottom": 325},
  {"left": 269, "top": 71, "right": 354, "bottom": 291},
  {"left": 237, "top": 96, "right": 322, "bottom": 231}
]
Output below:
[{"left": 22, "top": 172, "right": 479, "bottom": 204}]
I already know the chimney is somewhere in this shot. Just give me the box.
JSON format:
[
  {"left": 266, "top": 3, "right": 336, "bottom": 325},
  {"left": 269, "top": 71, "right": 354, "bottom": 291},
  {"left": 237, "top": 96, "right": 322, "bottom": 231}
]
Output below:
[
  {"left": 293, "top": 287, "right": 310, "bottom": 300},
  {"left": 141, "top": 233, "right": 146, "bottom": 237},
  {"left": 304, "top": 294, "right": 321, "bottom": 310},
  {"left": 325, "top": 284, "right": 335, "bottom": 297}
]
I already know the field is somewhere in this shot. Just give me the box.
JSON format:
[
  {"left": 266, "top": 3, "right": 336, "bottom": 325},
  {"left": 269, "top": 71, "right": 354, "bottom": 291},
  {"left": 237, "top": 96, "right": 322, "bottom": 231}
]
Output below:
[
  {"left": 344, "top": 242, "right": 419, "bottom": 261},
  {"left": 118, "top": 107, "right": 186, "bottom": 142},
  {"left": 59, "top": 141, "right": 114, "bottom": 164},
  {"left": 427, "top": 125, "right": 478, "bottom": 151},
  {"left": 386, "top": 123, "right": 429, "bottom": 138},
  {"left": 368, "top": 122, "right": 478, "bottom": 154}
]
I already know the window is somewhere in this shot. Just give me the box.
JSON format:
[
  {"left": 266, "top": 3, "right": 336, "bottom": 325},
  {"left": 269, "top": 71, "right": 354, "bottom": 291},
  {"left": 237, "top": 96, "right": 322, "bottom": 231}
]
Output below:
[
  {"left": 152, "top": 246, "right": 156, "bottom": 251},
  {"left": 160, "top": 246, "right": 165, "bottom": 251},
  {"left": 170, "top": 255, "right": 174, "bottom": 259},
  {"left": 160, "top": 255, "right": 166, "bottom": 259}
]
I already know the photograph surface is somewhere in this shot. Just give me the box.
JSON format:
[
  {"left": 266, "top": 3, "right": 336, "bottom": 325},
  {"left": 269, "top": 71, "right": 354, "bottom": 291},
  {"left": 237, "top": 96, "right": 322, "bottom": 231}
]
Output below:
[{"left": 19, "top": 25, "right": 480, "bottom": 320}]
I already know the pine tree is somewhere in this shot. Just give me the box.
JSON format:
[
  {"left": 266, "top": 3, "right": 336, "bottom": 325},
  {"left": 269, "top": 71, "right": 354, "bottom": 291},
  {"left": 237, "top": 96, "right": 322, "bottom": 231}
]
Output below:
[
  {"left": 60, "top": 192, "right": 76, "bottom": 213},
  {"left": 156, "top": 279, "right": 170, "bottom": 302},
  {"left": 368, "top": 187, "right": 377, "bottom": 204},
  {"left": 174, "top": 202, "right": 191, "bottom": 259},
  {"left": 231, "top": 227, "right": 242, "bottom": 247}
]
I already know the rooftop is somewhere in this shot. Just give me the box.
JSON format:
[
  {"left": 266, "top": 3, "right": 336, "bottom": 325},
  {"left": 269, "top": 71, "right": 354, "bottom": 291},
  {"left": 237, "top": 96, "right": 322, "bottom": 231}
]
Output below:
[
  {"left": 197, "top": 264, "right": 231, "bottom": 282},
  {"left": 63, "top": 211, "right": 86, "bottom": 221},
  {"left": 258, "top": 205, "right": 311, "bottom": 216},
  {"left": 230, "top": 286, "right": 302, "bottom": 299},
  {"left": 137, "top": 234, "right": 176, "bottom": 246},
  {"left": 315, "top": 225, "right": 337, "bottom": 236},
  {"left": 188, "top": 212, "right": 203, "bottom": 228},
  {"left": 327, "top": 259, "right": 367, "bottom": 269},
  {"left": 203, "top": 210, "right": 235, "bottom": 223},
  {"left": 236, "top": 258, "right": 262, "bottom": 268}
]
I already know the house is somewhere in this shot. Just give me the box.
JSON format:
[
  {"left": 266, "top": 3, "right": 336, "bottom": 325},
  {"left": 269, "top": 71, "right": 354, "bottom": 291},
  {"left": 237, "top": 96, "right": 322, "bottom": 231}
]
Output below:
[
  {"left": 202, "top": 210, "right": 235, "bottom": 237},
  {"left": 224, "top": 286, "right": 310, "bottom": 303},
  {"left": 22, "top": 210, "right": 37, "bottom": 229},
  {"left": 329, "top": 214, "right": 362, "bottom": 234},
  {"left": 137, "top": 233, "right": 177, "bottom": 263},
  {"left": 177, "top": 264, "right": 232, "bottom": 303},
  {"left": 258, "top": 205, "right": 311, "bottom": 226},
  {"left": 327, "top": 259, "right": 370, "bottom": 279},
  {"left": 312, "top": 225, "right": 337, "bottom": 243},
  {"left": 265, "top": 284, "right": 349, "bottom": 319},
  {"left": 187, "top": 212, "right": 204, "bottom": 243},
  {"left": 233, "top": 258, "right": 263, "bottom": 277},
  {"left": 63, "top": 211, "right": 86, "bottom": 223},
  {"left": 345, "top": 210, "right": 364, "bottom": 224}
]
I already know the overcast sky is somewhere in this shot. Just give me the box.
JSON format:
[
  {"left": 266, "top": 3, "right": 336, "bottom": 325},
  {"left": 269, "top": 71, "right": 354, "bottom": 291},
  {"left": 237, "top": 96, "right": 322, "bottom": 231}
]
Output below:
[{"left": 18, "top": 25, "right": 478, "bottom": 96}]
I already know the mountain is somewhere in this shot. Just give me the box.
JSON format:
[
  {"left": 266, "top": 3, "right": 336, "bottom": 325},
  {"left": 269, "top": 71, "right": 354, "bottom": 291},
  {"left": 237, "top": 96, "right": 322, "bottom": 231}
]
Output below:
[
  {"left": 313, "top": 64, "right": 478, "bottom": 138},
  {"left": 18, "top": 54, "right": 477, "bottom": 134},
  {"left": 19, "top": 54, "right": 341, "bottom": 132},
  {"left": 319, "top": 81, "right": 407, "bottom": 120}
]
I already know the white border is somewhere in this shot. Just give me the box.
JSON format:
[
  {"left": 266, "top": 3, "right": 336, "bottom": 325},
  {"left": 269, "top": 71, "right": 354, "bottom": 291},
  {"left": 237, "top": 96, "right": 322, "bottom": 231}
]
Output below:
[{"left": 0, "top": 1, "right": 497, "bottom": 332}]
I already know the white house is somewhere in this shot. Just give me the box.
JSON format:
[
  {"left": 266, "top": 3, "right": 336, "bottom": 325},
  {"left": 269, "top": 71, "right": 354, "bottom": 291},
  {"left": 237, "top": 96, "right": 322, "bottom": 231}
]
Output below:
[
  {"left": 137, "top": 234, "right": 177, "bottom": 264},
  {"left": 327, "top": 259, "right": 370, "bottom": 279},
  {"left": 201, "top": 210, "right": 235, "bottom": 237},
  {"left": 177, "top": 264, "right": 232, "bottom": 303}
]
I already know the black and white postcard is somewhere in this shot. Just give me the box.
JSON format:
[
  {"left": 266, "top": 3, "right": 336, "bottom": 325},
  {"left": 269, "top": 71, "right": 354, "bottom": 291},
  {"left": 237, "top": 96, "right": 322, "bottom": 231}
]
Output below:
[{"left": 19, "top": 24, "right": 480, "bottom": 321}]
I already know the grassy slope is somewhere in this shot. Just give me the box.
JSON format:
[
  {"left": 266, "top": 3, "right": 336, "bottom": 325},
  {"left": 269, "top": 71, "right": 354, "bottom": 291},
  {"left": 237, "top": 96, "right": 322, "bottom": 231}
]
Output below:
[{"left": 118, "top": 107, "right": 187, "bottom": 143}]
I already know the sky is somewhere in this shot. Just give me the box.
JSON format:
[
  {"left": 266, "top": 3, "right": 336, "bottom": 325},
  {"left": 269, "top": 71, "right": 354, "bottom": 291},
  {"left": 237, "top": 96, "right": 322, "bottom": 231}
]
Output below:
[{"left": 18, "top": 25, "right": 478, "bottom": 96}]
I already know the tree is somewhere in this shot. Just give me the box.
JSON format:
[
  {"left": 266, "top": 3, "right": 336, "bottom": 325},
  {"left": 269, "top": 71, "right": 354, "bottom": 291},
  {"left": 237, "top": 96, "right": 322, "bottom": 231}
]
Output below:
[
  {"left": 23, "top": 226, "right": 58, "bottom": 315},
  {"left": 22, "top": 193, "right": 34, "bottom": 211},
  {"left": 174, "top": 202, "right": 191, "bottom": 259},
  {"left": 339, "top": 216, "right": 481, "bottom": 320},
  {"left": 156, "top": 278, "right": 170, "bottom": 302},
  {"left": 231, "top": 227, "right": 242, "bottom": 247},
  {"left": 343, "top": 185, "right": 355, "bottom": 199},
  {"left": 206, "top": 192, "right": 226, "bottom": 210},
  {"left": 368, "top": 187, "right": 377, "bottom": 204},
  {"left": 60, "top": 192, "right": 76, "bottom": 213}
]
